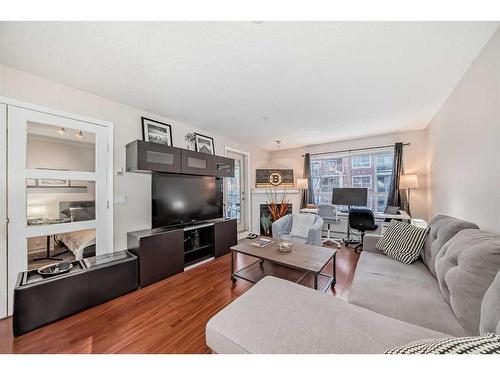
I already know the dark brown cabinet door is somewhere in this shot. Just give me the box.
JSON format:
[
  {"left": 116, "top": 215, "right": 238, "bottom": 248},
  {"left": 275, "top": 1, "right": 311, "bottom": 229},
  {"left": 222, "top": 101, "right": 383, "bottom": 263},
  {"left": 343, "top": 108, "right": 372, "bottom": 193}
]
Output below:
[
  {"left": 181, "top": 149, "right": 215, "bottom": 176},
  {"left": 126, "top": 140, "right": 181, "bottom": 174},
  {"left": 214, "top": 219, "right": 237, "bottom": 258},
  {"left": 134, "top": 230, "right": 184, "bottom": 287},
  {"left": 213, "top": 156, "right": 235, "bottom": 177}
]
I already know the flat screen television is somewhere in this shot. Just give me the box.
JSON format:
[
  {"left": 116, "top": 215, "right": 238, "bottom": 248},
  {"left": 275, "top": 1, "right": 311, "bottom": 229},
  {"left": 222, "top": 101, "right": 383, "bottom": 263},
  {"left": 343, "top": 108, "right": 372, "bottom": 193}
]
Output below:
[
  {"left": 331, "top": 188, "right": 368, "bottom": 207},
  {"left": 152, "top": 174, "right": 223, "bottom": 228}
]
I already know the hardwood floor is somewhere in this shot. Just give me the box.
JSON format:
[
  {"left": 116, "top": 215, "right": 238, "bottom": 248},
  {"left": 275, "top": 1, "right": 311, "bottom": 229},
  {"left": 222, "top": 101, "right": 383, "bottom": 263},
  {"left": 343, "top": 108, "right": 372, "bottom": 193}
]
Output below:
[{"left": 0, "top": 245, "right": 359, "bottom": 354}]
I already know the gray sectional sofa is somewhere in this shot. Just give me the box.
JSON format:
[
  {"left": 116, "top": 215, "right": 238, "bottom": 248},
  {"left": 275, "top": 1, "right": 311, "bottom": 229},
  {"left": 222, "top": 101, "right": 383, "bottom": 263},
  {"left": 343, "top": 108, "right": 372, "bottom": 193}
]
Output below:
[{"left": 206, "top": 215, "right": 500, "bottom": 353}]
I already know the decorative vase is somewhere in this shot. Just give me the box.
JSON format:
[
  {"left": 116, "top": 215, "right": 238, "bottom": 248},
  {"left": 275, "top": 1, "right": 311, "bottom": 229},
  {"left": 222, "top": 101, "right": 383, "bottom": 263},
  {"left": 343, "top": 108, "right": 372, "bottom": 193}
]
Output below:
[{"left": 185, "top": 133, "right": 196, "bottom": 150}]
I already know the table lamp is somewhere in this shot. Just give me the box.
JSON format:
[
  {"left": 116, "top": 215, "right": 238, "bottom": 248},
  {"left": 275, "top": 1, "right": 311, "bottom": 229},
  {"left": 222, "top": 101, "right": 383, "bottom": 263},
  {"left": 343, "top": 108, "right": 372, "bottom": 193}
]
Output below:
[
  {"left": 296, "top": 178, "right": 309, "bottom": 190},
  {"left": 399, "top": 174, "right": 419, "bottom": 216}
]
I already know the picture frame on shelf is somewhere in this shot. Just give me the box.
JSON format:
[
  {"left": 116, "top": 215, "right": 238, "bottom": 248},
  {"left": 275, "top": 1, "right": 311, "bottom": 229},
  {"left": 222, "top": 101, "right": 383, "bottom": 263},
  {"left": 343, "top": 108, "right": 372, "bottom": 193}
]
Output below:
[
  {"left": 26, "top": 179, "right": 37, "bottom": 187},
  {"left": 142, "top": 117, "right": 173, "bottom": 146},
  {"left": 194, "top": 133, "right": 215, "bottom": 155},
  {"left": 37, "top": 179, "right": 69, "bottom": 187}
]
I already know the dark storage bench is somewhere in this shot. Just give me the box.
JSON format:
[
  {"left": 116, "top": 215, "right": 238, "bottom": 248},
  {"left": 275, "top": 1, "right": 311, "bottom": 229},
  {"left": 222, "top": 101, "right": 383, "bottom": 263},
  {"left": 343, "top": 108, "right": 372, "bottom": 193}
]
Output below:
[{"left": 13, "top": 250, "right": 138, "bottom": 337}]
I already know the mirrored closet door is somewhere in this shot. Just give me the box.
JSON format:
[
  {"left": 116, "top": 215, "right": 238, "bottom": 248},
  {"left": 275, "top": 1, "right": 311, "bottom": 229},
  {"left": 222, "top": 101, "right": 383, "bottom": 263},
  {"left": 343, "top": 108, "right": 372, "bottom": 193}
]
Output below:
[{"left": 6, "top": 105, "right": 112, "bottom": 315}]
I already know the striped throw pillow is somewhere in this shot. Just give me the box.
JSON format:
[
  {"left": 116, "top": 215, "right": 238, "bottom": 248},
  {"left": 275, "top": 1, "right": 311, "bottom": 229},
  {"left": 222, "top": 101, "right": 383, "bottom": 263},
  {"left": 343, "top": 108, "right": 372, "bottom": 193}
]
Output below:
[
  {"left": 375, "top": 219, "right": 401, "bottom": 251},
  {"left": 385, "top": 333, "right": 500, "bottom": 354},
  {"left": 377, "top": 220, "right": 429, "bottom": 264}
]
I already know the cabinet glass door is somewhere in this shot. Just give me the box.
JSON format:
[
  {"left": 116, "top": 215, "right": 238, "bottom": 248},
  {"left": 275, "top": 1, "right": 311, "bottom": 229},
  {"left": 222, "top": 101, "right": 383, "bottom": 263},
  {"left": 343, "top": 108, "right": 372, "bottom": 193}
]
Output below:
[{"left": 7, "top": 106, "right": 111, "bottom": 315}]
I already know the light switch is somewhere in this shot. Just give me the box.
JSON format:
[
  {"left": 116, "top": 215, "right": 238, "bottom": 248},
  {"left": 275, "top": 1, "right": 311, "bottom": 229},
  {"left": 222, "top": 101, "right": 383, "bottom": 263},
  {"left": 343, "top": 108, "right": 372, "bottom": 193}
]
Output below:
[{"left": 114, "top": 194, "right": 126, "bottom": 204}]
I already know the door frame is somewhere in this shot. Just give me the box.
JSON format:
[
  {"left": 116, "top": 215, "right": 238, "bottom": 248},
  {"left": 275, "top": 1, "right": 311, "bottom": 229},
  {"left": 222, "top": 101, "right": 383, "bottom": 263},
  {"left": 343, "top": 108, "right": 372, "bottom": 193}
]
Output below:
[
  {"left": 0, "top": 96, "right": 114, "bottom": 317},
  {"left": 224, "top": 147, "right": 250, "bottom": 232},
  {"left": 0, "top": 103, "right": 6, "bottom": 318}
]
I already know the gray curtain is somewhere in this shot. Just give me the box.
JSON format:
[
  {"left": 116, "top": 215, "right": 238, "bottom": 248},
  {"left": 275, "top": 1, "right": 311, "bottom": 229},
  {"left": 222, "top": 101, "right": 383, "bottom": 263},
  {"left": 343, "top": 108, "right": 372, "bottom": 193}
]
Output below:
[
  {"left": 387, "top": 142, "right": 403, "bottom": 209},
  {"left": 301, "top": 153, "right": 315, "bottom": 208}
]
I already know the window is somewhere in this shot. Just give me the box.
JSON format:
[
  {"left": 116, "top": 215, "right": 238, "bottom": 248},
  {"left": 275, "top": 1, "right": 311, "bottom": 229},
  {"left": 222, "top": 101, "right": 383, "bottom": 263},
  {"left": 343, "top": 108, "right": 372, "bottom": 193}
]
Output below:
[
  {"left": 310, "top": 148, "right": 394, "bottom": 212},
  {"left": 377, "top": 175, "right": 392, "bottom": 193},
  {"left": 352, "top": 175, "right": 372, "bottom": 189},
  {"left": 352, "top": 155, "right": 371, "bottom": 169},
  {"left": 376, "top": 154, "right": 393, "bottom": 173}
]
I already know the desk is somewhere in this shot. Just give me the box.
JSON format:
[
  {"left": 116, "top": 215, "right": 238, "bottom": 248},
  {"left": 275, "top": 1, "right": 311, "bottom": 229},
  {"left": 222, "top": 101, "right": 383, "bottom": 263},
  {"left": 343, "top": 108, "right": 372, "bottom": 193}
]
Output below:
[
  {"left": 299, "top": 208, "right": 412, "bottom": 239},
  {"left": 299, "top": 208, "right": 411, "bottom": 221}
]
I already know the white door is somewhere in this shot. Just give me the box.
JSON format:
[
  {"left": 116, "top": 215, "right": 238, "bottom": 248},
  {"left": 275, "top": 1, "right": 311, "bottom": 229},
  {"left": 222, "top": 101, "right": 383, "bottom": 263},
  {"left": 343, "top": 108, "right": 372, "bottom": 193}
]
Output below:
[
  {"left": 6, "top": 106, "right": 111, "bottom": 315},
  {"left": 225, "top": 150, "right": 248, "bottom": 232},
  {"left": 0, "top": 104, "right": 7, "bottom": 319}
]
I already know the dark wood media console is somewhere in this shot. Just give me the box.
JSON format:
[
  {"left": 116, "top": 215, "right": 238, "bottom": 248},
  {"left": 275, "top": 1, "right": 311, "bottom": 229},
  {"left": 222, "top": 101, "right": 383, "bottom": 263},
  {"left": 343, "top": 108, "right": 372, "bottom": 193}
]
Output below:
[
  {"left": 128, "top": 218, "right": 237, "bottom": 288},
  {"left": 126, "top": 139, "right": 238, "bottom": 287}
]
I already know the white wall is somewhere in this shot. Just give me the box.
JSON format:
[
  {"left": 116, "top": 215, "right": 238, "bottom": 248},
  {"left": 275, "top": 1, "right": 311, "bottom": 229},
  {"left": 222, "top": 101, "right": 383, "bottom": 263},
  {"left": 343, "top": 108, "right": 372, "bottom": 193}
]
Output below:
[
  {"left": 0, "top": 64, "right": 270, "bottom": 250},
  {"left": 267, "top": 129, "right": 429, "bottom": 220},
  {"left": 427, "top": 27, "right": 500, "bottom": 234}
]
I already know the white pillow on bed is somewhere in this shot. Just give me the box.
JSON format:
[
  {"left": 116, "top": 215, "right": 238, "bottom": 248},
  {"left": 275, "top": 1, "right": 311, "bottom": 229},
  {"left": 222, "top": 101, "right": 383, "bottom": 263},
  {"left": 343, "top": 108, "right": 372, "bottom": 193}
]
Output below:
[{"left": 289, "top": 214, "right": 316, "bottom": 238}]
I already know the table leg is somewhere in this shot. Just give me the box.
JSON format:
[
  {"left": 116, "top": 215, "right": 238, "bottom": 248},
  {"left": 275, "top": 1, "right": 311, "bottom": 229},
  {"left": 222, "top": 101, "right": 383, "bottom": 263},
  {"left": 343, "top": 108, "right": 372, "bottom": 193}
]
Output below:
[
  {"left": 33, "top": 235, "right": 62, "bottom": 262},
  {"left": 332, "top": 253, "right": 336, "bottom": 286},
  {"left": 314, "top": 273, "right": 318, "bottom": 290},
  {"left": 231, "top": 251, "right": 236, "bottom": 283}
]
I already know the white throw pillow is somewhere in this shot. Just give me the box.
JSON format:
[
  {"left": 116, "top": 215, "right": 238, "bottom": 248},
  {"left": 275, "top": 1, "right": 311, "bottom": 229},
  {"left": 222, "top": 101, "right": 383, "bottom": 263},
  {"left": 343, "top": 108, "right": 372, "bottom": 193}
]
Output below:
[{"left": 289, "top": 214, "right": 316, "bottom": 238}]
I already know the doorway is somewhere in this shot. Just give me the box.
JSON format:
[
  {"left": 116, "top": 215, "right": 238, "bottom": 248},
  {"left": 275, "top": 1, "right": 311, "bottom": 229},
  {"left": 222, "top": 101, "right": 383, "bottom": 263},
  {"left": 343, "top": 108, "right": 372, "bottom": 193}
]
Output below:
[
  {"left": 224, "top": 148, "right": 249, "bottom": 233},
  {"left": 3, "top": 102, "right": 113, "bottom": 316}
]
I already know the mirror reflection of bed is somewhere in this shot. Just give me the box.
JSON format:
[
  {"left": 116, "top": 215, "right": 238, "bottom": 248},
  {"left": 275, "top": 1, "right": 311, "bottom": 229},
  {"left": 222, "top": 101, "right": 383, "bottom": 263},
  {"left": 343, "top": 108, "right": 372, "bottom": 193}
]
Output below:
[{"left": 27, "top": 201, "right": 96, "bottom": 271}]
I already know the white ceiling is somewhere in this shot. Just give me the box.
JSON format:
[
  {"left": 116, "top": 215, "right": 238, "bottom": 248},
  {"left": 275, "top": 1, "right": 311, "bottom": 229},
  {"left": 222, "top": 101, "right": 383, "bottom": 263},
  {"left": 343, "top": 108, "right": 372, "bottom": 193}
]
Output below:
[{"left": 0, "top": 22, "right": 497, "bottom": 150}]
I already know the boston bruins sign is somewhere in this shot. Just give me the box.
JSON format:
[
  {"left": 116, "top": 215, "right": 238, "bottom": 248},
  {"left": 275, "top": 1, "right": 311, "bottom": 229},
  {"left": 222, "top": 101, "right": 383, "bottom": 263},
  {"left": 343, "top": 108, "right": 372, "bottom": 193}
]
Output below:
[{"left": 255, "top": 169, "right": 294, "bottom": 188}]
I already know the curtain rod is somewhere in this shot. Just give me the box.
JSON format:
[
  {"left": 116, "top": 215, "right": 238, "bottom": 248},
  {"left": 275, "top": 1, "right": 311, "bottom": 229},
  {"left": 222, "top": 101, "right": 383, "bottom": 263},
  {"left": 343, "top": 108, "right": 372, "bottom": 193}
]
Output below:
[{"left": 301, "top": 142, "right": 411, "bottom": 157}]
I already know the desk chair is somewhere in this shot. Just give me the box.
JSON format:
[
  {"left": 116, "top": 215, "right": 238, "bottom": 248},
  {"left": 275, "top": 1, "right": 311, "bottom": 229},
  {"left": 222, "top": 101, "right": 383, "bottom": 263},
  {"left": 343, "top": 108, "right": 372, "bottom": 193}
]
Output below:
[
  {"left": 348, "top": 208, "right": 378, "bottom": 252},
  {"left": 317, "top": 204, "right": 342, "bottom": 248}
]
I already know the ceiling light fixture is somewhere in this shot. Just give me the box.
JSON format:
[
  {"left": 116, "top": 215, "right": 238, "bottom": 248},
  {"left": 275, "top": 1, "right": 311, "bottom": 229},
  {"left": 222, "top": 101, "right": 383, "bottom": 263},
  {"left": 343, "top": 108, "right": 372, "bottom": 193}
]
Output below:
[
  {"left": 75, "top": 130, "right": 83, "bottom": 138},
  {"left": 57, "top": 127, "right": 65, "bottom": 136}
]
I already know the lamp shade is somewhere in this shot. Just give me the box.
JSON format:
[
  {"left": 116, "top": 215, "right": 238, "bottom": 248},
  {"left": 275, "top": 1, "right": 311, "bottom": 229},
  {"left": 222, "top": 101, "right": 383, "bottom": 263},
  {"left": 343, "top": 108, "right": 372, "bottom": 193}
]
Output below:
[
  {"left": 400, "top": 174, "right": 419, "bottom": 189},
  {"left": 296, "top": 178, "right": 309, "bottom": 189}
]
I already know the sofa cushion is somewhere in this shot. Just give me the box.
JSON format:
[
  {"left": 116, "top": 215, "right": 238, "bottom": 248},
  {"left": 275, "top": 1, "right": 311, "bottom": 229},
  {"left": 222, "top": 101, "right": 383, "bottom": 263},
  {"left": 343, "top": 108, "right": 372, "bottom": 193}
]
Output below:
[
  {"left": 349, "top": 251, "right": 467, "bottom": 336},
  {"left": 206, "top": 276, "right": 450, "bottom": 354},
  {"left": 435, "top": 229, "right": 500, "bottom": 335},
  {"left": 480, "top": 271, "right": 500, "bottom": 335},
  {"left": 422, "top": 215, "right": 479, "bottom": 277}
]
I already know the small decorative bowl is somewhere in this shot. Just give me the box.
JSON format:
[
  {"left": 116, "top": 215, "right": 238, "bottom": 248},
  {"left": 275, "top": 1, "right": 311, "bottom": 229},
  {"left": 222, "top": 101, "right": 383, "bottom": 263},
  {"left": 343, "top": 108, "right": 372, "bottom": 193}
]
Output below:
[
  {"left": 278, "top": 234, "right": 294, "bottom": 253},
  {"left": 38, "top": 262, "right": 73, "bottom": 278}
]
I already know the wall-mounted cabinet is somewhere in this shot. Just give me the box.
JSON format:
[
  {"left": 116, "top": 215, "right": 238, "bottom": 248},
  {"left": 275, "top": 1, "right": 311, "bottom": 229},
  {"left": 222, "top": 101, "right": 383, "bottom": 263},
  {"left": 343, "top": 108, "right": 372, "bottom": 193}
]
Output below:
[
  {"left": 126, "top": 140, "right": 181, "bottom": 174},
  {"left": 181, "top": 148, "right": 215, "bottom": 176},
  {"left": 125, "top": 140, "right": 234, "bottom": 178},
  {"left": 214, "top": 155, "right": 236, "bottom": 178}
]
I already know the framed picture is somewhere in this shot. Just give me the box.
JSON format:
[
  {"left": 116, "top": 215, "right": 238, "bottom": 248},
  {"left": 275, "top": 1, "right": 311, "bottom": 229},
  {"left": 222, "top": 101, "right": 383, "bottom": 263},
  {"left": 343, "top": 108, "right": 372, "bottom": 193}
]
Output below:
[
  {"left": 194, "top": 133, "right": 215, "bottom": 155},
  {"left": 38, "top": 179, "right": 69, "bottom": 187},
  {"left": 142, "top": 117, "right": 173, "bottom": 146}
]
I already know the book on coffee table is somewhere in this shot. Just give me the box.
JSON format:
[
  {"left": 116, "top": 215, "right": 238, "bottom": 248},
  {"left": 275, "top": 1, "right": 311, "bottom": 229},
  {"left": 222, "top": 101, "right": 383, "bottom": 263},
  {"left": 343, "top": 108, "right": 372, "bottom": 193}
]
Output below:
[{"left": 249, "top": 238, "right": 273, "bottom": 248}]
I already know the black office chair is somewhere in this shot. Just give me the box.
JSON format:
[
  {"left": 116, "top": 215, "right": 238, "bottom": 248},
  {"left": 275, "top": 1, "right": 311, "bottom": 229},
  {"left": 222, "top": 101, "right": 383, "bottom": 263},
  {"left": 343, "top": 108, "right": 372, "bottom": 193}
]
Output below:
[{"left": 348, "top": 208, "right": 379, "bottom": 252}]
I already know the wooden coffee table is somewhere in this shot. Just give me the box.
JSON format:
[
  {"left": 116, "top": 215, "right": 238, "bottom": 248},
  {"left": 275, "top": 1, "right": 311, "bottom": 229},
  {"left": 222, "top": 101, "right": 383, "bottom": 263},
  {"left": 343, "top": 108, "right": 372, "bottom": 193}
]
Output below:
[{"left": 230, "top": 238, "right": 336, "bottom": 293}]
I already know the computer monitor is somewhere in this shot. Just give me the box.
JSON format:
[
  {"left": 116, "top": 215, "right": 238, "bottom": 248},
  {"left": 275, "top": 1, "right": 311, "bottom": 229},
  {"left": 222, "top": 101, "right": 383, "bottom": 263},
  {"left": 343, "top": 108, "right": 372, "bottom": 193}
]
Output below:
[{"left": 331, "top": 188, "right": 368, "bottom": 207}]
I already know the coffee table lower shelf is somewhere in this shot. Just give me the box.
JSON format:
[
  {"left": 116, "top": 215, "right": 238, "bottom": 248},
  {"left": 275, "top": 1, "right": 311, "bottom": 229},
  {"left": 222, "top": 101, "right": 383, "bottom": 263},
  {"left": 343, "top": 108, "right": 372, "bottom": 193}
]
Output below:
[{"left": 232, "top": 259, "right": 335, "bottom": 293}]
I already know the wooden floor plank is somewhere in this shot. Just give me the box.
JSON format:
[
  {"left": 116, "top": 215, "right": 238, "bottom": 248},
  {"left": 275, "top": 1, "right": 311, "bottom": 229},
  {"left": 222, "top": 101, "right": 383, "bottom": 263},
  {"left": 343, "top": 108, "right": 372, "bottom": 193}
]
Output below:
[{"left": 0, "top": 245, "right": 359, "bottom": 354}]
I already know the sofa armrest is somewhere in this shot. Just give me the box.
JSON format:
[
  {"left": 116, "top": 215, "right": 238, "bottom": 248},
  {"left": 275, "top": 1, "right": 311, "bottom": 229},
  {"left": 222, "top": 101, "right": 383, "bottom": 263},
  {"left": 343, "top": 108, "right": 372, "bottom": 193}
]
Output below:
[
  {"left": 363, "top": 234, "right": 383, "bottom": 253},
  {"left": 272, "top": 215, "right": 292, "bottom": 239}
]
